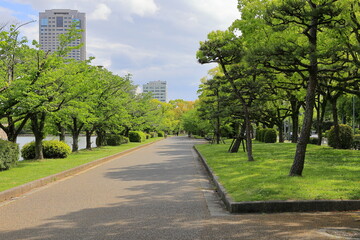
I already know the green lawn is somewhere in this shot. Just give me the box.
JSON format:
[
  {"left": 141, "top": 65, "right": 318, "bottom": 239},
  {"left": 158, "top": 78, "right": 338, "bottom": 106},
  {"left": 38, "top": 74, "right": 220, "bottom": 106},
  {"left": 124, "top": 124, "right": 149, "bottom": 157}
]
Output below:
[
  {"left": 0, "top": 138, "right": 163, "bottom": 192},
  {"left": 195, "top": 141, "right": 360, "bottom": 202}
]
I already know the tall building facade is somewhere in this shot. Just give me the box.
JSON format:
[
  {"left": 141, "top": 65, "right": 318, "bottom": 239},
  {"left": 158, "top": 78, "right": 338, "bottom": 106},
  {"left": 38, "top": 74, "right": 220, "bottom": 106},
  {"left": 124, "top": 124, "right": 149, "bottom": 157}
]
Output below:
[
  {"left": 39, "top": 9, "right": 86, "bottom": 61},
  {"left": 143, "top": 80, "right": 167, "bottom": 102}
]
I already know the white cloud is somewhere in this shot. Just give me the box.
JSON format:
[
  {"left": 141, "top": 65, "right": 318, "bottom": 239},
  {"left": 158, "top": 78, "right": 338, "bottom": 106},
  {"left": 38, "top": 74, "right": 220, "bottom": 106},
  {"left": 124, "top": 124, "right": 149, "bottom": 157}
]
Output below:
[
  {"left": 0, "top": 6, "right": 18, "bottom": 25},
  {"left": 88, "top": 3, "right": 111, "bottom": 21},
  {"left": 124, "top": 0, "right": 159, "bottom": 17},
  {"left": 185, "top": 0, "right": 239, "bottom": 29}
]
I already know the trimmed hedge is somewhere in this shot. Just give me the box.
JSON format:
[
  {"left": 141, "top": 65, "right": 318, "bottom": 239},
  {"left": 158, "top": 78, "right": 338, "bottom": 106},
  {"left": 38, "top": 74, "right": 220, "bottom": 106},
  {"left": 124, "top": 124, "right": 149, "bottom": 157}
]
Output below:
[
  {"left": 328, "top": 124, "right": 353, "bottom": 149},
  {"left": 21, "top": 140, "right": 71, "bottom": 160},
  {"left": 129, "top": 131, "right": 146, "bottom": 142},
  {"left": 0, "top": 140, "right": 19, "bottom": 171},
  {"left": 106, "top": 134, "right": 129, "bottom": 146},
  {"left": 264, "top": 128, "right": 277, "bottom": 143},
  {"left": 257, "top": 128, "right": 277, "bottom": 143}
]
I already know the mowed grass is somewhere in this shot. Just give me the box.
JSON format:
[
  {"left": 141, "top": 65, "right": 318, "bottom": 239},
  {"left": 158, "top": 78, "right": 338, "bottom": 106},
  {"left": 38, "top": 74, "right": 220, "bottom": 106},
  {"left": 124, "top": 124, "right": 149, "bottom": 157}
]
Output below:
[
  {"left": 0, "top": 137, "right": 163, "bottom": 192},
  {"left": 195, "top": 141, "right": 360, "bottom": 202}
]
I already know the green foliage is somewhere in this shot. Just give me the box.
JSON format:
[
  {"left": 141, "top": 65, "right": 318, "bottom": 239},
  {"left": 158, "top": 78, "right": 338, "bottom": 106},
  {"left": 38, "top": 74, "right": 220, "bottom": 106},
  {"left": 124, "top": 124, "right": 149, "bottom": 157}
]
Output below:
[
  {"left": 0, "top": 140, "right": 19, "bottom": 171},
  {"left": 353, "top": 134, "right": 360, "bottom": 150},
  {"left": 309, "top": 137, "right": 318, "bottom": 145},
  {"left": 21, "top": 140, "right": 71, "bottom": 160},
  {"left": 264, "top": 128, "right": 277, "bottom": 143},
  {"left": 157, "top": 131, "right": 165, "bottom": 137},
  {"left": 257, "top": 128, "right": 276, "bottom": 143},
  {"left": 105, "top": 134, "right": 129, "bottom": 146},
  {"left": 256, "top": 128, "right": 264, "bottom": 142},
  {"left": 128, "top": 131, "right": 146, "bottom": 142},
  {"left": 148, "top": 132, "right": 155, "bottom": 138},
  {"left": 328, "top": 124, "right": 354, "bottom": 149},
  {"left": 106, "top": 134, "right": 122, "bottom": 146}
]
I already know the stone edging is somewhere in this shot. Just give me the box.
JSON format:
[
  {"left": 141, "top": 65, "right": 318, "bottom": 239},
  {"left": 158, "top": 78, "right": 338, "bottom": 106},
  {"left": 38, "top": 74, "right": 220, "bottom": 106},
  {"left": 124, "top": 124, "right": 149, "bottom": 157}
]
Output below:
[
  {"left": 0, "top": 140, "right": 162, "bottom": 203},
  {"left": 193, "top": 146, "right": 360, "bottom": 213}
]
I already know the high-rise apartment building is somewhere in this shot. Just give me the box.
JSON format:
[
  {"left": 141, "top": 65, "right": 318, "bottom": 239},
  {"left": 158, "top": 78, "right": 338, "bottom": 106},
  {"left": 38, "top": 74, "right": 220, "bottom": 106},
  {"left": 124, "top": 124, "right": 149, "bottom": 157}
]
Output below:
[
  {"left": 143, "top": 80, "right": 167, "bottom": 102},
  {"left": 39, "top": 9, "right": 86, "bottom": 61}
]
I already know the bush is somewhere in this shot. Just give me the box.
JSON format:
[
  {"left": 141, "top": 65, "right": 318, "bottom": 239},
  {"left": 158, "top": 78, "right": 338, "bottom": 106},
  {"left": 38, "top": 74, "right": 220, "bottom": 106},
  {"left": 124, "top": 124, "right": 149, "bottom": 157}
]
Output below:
[
  {"left": 256, "top": 128, "right": 264, "bottom": 142},
  {"left": 106, "top": 134, "right": 129, "bottom": 146},
  {"left": 264, "top": 128, "right": 277, "bottom": 143},
  {"left": 21, "top": 140, "right": 71, "bottom": 160},
  {"left": 149, "top": 132, "right": 157, "bottom": 138},
  {"left": 309, "top": 137, "right": 318, "bottom": 145},
  {"left": 106, "top": 134, "right": 122, "bottom": 146},
  {"left": 121, "top": 136, "right": 129, "bottom": 144},
  {"left": 327, "top": 124, "right": 353, "bottom": 149},
  {"left": 128, "top": 131, "right": 146, "bottom": 142},
  {"left": 0, "top": 140, "right": 19, "bottom": 171},
  {"left": 353, "top": 134, "right": 360, "bottom": 150},
  {"left": 158, "top": 131, "right": 165, "bottom": 137}
]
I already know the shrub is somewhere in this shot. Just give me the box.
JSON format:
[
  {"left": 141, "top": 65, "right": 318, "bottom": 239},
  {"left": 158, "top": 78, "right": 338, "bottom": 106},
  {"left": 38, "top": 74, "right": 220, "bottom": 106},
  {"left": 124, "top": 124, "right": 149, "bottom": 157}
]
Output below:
[
  {"left": 149, "top": 132, "right": 157, "bottom": 138},
  {"left": 264, "top": 128, "right": 277, "bottom": 143},
  {"left": 21, "top": 140, "right": 71, "bottom": 160},
  {"left": 106, "top": 134, "right": 122, "bottom": 146},
  {"left": 129, "top": 131, "right": 146, "bottom": 142},
  {"left": 158, "top": 131, "right": 165, "bottom": 137},
  {"left": 0, "top": 140, "right": 19, "bottom": 171},
  {"left": 353, "top": 134, "right": 360, "bottom": 150},
  {"left": 309, "top": 137, "right": 318, "bottom": 145},
  {"left": 256, "top": 128, "right": 264, "bottom": 142},
  {"left": 121, "top": 136, "right": 129, "bottom": 144},
  {"left": 327, "top": 124, "right": 353, "bottom": 149}
]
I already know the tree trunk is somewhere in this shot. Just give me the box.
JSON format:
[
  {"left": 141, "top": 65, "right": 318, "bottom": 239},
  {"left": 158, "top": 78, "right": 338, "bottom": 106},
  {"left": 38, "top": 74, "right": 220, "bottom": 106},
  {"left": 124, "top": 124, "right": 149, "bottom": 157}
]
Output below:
[
  {"left": 290, "top": 100, "right": 301, "bottom": 143},
  {"left": 2, "top": 115, "right": 30, "bottom": 143},
  {"left": 229, "top": 123, "right": 246, "bottom": 153},
  {"left": 215, "top": 115, "right": 221, "bottom": 144},
  {"left": 289, "top": 14, "right": 318, "bottom": 177},
  {"left": 330, "top": 97, "right": 340, "bottom": 149},
  {"left": 30, "top": 113, "right": 46, "bottom": 160},
  {"left": 244, "top": 105, "right": 254, "bottom": 161},
  {"left": 96, "top": 130, "right": 107, "bottom": 147},
  {"left": 278, "top": 121, "right": 284, "bottom": 143},
  {"left": 56, "top": 122, "right": 66, "bottom": 142},
  {"left": 85, "top": 129, "right": 93, "bottom": 150},
  {"left": 317, "top": 96, "right": 327, "bottom": 145},
  {"left": 70, "top": 117, "right": 84, "bottom": 152}
]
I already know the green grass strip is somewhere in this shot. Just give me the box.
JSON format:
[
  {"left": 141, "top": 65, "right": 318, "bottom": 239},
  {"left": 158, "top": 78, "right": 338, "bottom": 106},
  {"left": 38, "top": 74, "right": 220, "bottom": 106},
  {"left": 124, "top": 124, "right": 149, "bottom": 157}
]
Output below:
[
  {"left": 0, "top": 138, "right": 163, "bottom": 192},
  {"left": 195, "top": 141, "right": 360, "bottom": 202}
]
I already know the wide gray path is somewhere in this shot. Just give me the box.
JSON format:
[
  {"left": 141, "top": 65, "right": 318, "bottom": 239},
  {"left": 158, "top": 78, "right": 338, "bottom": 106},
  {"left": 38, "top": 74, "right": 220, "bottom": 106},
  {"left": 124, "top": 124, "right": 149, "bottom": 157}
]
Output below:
[{"left": 0, "top": 136, "right": 359, "bottom": 240}]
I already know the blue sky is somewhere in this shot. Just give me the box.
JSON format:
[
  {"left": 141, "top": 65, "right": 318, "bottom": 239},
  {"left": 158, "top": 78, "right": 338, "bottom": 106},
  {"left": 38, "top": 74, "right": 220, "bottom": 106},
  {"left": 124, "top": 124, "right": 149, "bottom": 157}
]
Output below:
[{"left": 0, "top": 0, "right": 239, "bottom": 101}]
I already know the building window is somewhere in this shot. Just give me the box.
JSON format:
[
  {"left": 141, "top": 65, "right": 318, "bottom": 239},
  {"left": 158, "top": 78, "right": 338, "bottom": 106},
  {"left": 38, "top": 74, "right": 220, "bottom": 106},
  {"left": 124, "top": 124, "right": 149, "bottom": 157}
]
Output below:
[
  {"left": 56, "top": 17, "right": 63, "bottom": 27},
  {"left": 40, "top": 18, "right": 48, "bottom": 26}
]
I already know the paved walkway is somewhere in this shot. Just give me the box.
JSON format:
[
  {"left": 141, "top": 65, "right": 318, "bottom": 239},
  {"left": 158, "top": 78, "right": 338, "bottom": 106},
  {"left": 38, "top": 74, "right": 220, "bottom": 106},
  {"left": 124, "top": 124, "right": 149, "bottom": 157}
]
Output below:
[{"left": 0, "top": 136, "right": 359, "bottom": 239}]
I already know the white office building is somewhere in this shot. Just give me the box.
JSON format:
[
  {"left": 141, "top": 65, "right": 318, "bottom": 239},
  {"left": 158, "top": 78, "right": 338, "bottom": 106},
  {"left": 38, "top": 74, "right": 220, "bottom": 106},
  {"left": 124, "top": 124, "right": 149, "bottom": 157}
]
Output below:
[
  {"left": 143, "top": 81, "right": 167, "bottom": 102},
  {"left": 39, "top": 9, "right": 86, "bottom": 61}
]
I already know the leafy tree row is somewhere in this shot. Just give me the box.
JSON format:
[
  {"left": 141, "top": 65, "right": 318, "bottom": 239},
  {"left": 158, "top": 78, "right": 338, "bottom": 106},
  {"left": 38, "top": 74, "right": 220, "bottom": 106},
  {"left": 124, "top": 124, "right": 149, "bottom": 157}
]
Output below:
[
  {"left": 0, "top": 23, "right": 191, "bottom": 160},
  {"left": 195, "top": 0, "right": 360, "bottom": 176}
]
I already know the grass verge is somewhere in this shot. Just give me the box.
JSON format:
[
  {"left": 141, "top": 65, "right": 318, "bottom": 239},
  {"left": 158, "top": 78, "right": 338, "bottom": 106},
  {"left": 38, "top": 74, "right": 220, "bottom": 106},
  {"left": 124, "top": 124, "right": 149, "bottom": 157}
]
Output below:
[
  {"left": 0, "top": 137, "right": 163, "bottom": 192},
  {"left": 195, "top": 141, "right": 360, "bottom": 202}
]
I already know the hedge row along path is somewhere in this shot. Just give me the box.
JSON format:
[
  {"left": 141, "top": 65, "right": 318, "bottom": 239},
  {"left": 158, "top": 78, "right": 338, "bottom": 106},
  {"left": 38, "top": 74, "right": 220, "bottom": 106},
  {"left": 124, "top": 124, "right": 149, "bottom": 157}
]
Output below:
[{"left": 0, "top": 136, "right": 359, "bottom": 240}]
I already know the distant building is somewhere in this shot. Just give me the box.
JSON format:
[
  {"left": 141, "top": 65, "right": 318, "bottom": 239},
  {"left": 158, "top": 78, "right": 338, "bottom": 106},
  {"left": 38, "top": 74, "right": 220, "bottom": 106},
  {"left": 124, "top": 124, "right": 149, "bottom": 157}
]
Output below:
[
  {"left": 143, "top": 80, "right": 167, "bottom": 102},
  {"left": 39, "top": 9, "right": 86, "bottom": 61}
]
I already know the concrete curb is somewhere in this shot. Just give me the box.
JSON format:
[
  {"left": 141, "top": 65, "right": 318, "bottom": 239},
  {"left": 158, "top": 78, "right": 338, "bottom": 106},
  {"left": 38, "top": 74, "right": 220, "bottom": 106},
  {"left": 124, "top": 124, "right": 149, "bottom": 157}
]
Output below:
[
  {"left": 0, "top": 140, "right": 162, "bottom": 203},
  {"left": 193, "top": 146, "right": 360, "bottom": 214}
]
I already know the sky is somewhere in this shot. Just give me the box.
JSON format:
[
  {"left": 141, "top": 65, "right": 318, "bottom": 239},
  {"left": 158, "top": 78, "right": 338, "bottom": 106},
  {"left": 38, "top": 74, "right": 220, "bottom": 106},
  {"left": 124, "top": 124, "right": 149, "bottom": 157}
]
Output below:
[{"left": 0, "top": 0, "right": 240, "bottom": 101}]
